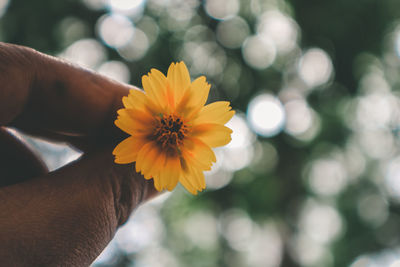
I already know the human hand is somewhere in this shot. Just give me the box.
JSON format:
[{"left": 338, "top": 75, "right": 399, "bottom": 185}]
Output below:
[{"left": 0, "top": 42, "right": 157, "bottom": 266}]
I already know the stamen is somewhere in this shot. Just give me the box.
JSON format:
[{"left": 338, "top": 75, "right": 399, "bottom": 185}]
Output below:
[{"left": 152, "top": 114, "right": 189, "bottom": 154}]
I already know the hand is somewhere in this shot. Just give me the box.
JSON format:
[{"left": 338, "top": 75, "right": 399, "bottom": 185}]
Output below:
[{"left": 0, "top": 42, "right": 157, "bottom": 266}]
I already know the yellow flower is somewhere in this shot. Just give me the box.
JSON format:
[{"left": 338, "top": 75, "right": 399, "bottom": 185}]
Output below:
[{"left": 113, "top": 62, "right": 234, "bottom": 194}]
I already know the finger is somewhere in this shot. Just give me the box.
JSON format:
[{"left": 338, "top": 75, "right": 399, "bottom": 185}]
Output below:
[
  {"left": 0, "top": 127, "right": 48, "bottom": 187},
  {"left": 0, "top": 42, "right": 133, "bottom": 143},
  {"left": 0, "top": 147, "right": 157, "bottom": 266}
]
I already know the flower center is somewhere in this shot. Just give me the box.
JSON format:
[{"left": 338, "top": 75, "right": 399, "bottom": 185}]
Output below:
[{"left": 153, "top": 114, "right": 188, "bottom": 152}]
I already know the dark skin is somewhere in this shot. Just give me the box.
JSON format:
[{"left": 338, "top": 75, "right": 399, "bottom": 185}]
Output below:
[{"left": 0, "top": 43, "right": 157, "bottom": 266}]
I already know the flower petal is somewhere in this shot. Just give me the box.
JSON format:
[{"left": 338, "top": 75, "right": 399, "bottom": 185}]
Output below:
[
  {"left": 135, "top": 142, "right": 154, "bottom": 174},
  {"left": 179, "top": 175, "right": 199, "bottom": 195},
  {"left": 113, "top": 136, "right": 146, "bottom": 164},
  {"left": 151, "top": 153, "right": 167, "bottom": 191},
  {"left": 123, "top": 89, "right": 146, "bottom": 109},
  {"left": 182, "top": 138, "right": 216, "bottom": 171},
  {"left": 118, "top": 108, "right": 155, "bottom": 132},
  {"left": 179, "top": 163, "right": 206, "bottom": 195},
  {"left": 140, "top": 144, "right": 161, "bottom": 179},
  {"left": 193, "top": 101, "right": 235, "bottom": 125},
  {"left": 114, "top": 113, "right": 136, "bottom": 135},
  {"left": 176, "top": 76, "right": 210, "bottom": 118},
  {"left": 191, "top": 123, "right": 233, "bottom": 148},
  {"left": 162, "top": 156, "right": 181, "bottom": 191},
  {"left": 167, "top": 62, "right": 191, "bottom": 105},
  {"left": 142, "top": 69, "right": 168, "bottom": 110}
]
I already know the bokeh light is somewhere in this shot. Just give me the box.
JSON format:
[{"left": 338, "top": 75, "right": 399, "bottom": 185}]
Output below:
[
  {"left": 0, "top": 0, "right": 9, "bottom": 17},
  {"left": 97, "top": 14, "right": 135, "bottom": 48},
  {"left": 298, "top": 48, "right": 333, "bottom": 88},
  {"left": 107, "top": 0, "right": 145, "bottom": 17},
  {"left": 97, "top": 60, "right": 131, "bottom": 83},
  {"left": 242, "top": 35, "right": 276, "bottom": 70},
  {"left": 256, "top": 10, "right": 299, "bottom": 54},
  {"left": 59, "top": 38, "right": 106, "bottom": 69},
  {"left": 216, "top": 16, "right": 250, "bottom": 49},
  {"left": 247, "top": 94, "right": 285, "bottom": 137},
  {"left": 307, "top": 158, "right": 348, "bottom": 197},
  {"left": 204, "top": 0, "right": 239, "bottom": 20}
]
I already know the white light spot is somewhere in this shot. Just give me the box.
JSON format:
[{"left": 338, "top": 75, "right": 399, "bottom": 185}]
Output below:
[
  {"left": 117, "top": 28, "right": 149, "bottom": 61},
  {"left": 289, "top": 234, "right": 330, "bottom": 266},
  {"left": 242, "top": 35, "right": 276, "bottom": 69},
  {"left": 219, "top": 209, "right": 255, "bottom": 251},
  {"left": 245, "top": 223, "right": 283, "bottom": 267},
  {"left": 284, "top": 99, "right": 313, "bottom": 136},
  {"left": 204, "top": 0, "right": 239, "bottom": 20},
  {"left": 0, "top": 0, "right": 10, "bottom": 18},
  {"left": 349, "top": 256, "right": 372, "bottom": 267},
  {"left": 247, "top": 94, "right": 285, "bottom": 137},
  {"left": 395, "top": 30, "right": 400, "bottom": 59},
  {"left": 205, "top": 167, "right": 234, "bottom": 190},
  {"left": 308, "top": 159, "right": 348, "bottom": 196},
  {"left": 257, "top": 10, "right": 299, "bottom": 53},
  {"left": 59, "top": 39, "right": 106, "bottom": 69},
  {"left": 226, "top": 114, "right": 255, "bottom": 149},
  {"left": 216, "top": 16, "right": 250, "bottom": 49},
  {"left": 385, "top": 157, "right": 400, "bottom": 201},
  {"left": 357, "top": 129, "right": 395, "bottom": 159},
  {"left": 298, "top": 48, "right": 333, "bottom": 88},
  {"left": 107, "top": 0, "right": 145, "bottom": 16},
  {"left": 97, "top": 14, "right": 135, "bottom": 48},
  {"left": 299, "top": 200, "right": 343, "bottom": 244},
  {"left": 356, "top": 93, "right": 396, "bottom": 129},
  {"left": 97, "top": 60, "right": 131, "bottom": 83},
  {"left": 136, "top": 16, "right": 159, "bottom": 45},
  {"left": 180, "top": 41, "right": 227, "bottom": 77}
]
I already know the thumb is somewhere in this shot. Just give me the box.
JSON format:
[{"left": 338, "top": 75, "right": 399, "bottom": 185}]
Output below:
[{"left": 0, "top": 146, "right": 157, "bottom": 266}]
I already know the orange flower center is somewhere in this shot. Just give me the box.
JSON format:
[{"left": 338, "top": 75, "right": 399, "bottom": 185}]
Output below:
[{"left": 153, "top": 114, "right": 188, "bottom": 153}]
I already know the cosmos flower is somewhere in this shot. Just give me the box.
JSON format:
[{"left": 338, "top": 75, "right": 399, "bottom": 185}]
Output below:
[{"left": 113, "top": 62, "right": 234, "bottom": 194}]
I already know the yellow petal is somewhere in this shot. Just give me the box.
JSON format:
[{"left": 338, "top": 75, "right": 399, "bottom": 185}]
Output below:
[
  {"left": 193, "top": 101, "right": 235, "bottom": 125},
  {"left": 119, "top": 108, "right": 155, "bottom": 133},
  {"left": 113, "top": 136, "right": 146, "bottom": 164},
  {"left": 142, "top": 69, "right": 168, "bottom": 110},
  {"left": 191, "top": 167, "right": 206, "bottom": 190},
  {"left": 151, "top": 153, "right": 167, "bottom": 191},
  {"left": 191, "top": 123, "right": 233, "bottom": 148},
  {"left": 179, "top": 175, "right": 198, "bottom": 195},
  {"left": 190, "top": 76, "right": 210, "bottom": 108},
  {"left": 162, "top": 156, "right": 180, "bottom": 191},
  {"left": 150, "top": 152, "right": 166, "bottom": 177},
  {"left": 167, "top": 62, "right": 191, "bottom": 105},
  {"left": 179, "top": 164, "right": 206, "bottom": 195},
  {"left": 114, "top": 113, "right": 136, "bottom": 135},
  {"left": 182, "top": 138, "right": 216, "bottom": 171},
  {"left": 123, "top": 89, "right": 146, "bottom": 109},
  {"left": 176, "top": 76, "right": 210, "bottom": 118},
  {"left": 135, "top": 142, "right": 154, "bottom": 173},
  {"left": 152, "top": 172, "right": 162, "bottom": 192},
  {"left": 181, "top": 150, "right": 211, "bottom": 172},
  {"left": 140, "top": 144, "right": 160, "bottom": 179}
]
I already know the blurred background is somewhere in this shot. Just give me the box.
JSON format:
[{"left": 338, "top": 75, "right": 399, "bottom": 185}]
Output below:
[{"left": 2, "top": 0, "right": 400, "bottom": 266}]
